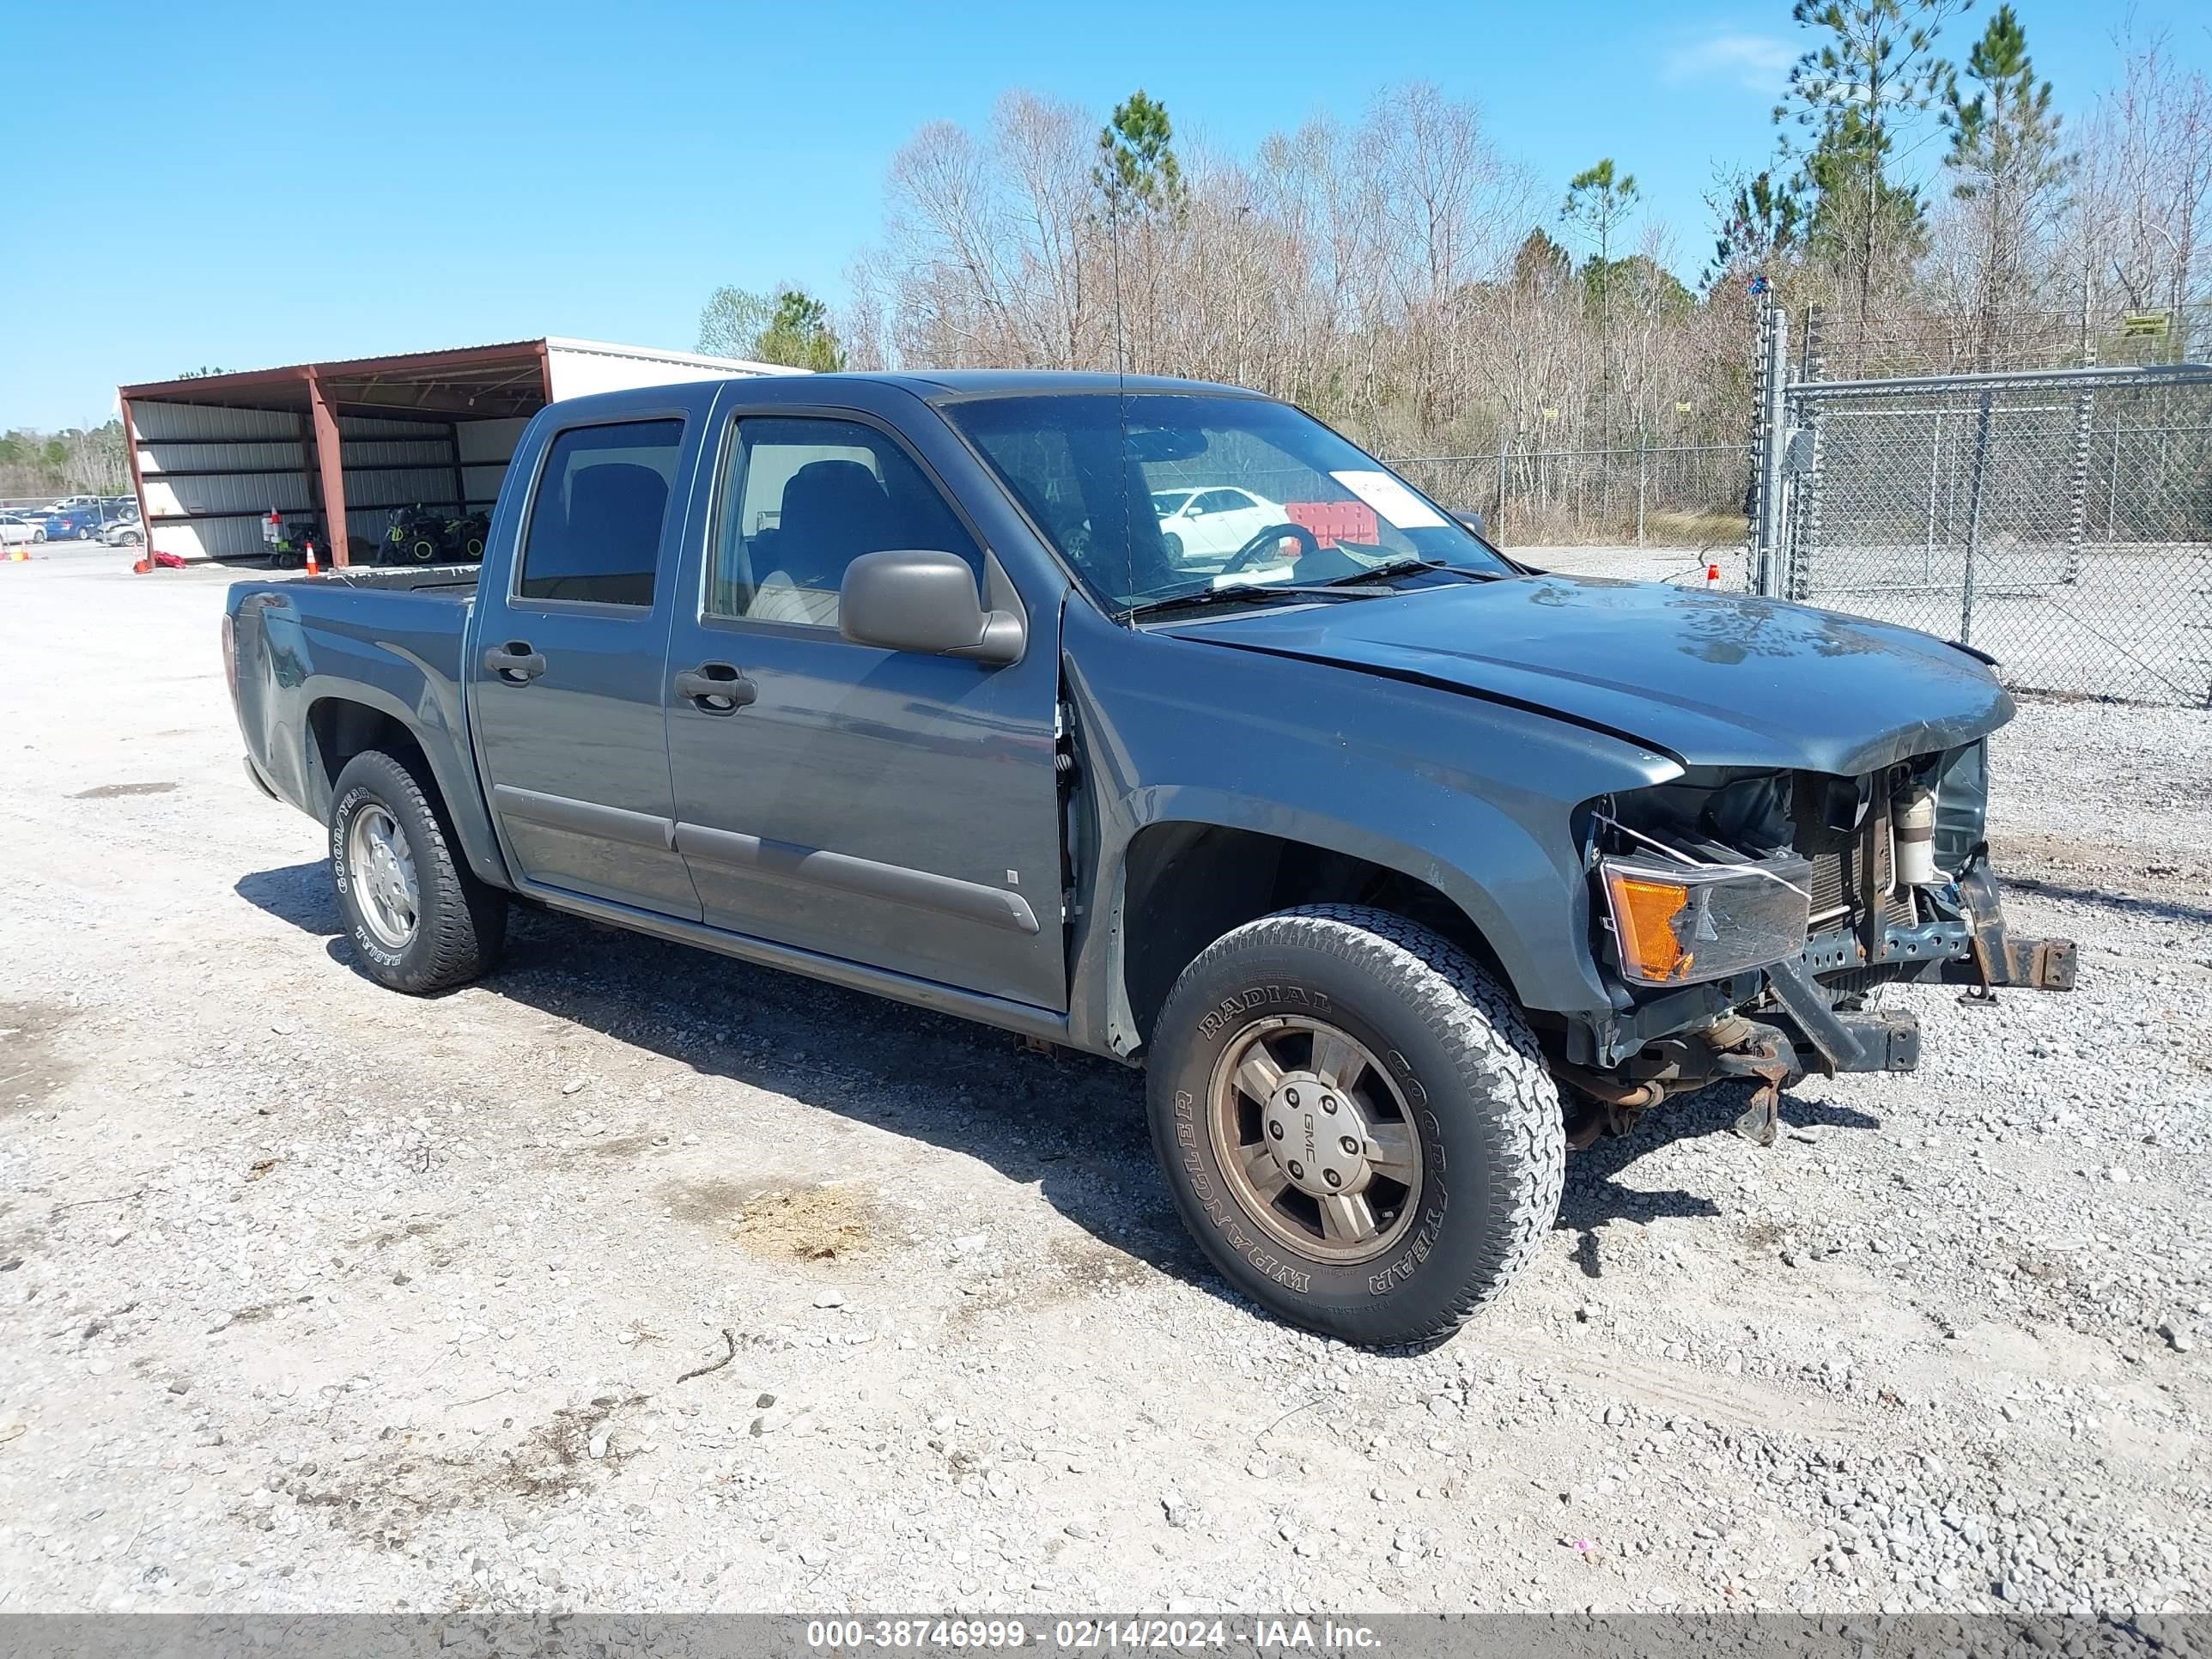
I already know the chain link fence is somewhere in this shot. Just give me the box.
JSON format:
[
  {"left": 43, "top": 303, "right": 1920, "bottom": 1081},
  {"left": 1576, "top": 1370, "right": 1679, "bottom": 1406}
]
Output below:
[{"left": 1748, "top": 306, "right": 2212, "bottom": 706}]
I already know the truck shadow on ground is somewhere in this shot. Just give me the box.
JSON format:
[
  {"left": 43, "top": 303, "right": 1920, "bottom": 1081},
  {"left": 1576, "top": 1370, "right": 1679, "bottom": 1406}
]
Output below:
[
  {"left": 1556, "top": 1087, "right": 1881, "bottom": 1280},
  {"left": 237, "top": 860, "right": 1884, "bottom": 1326}
]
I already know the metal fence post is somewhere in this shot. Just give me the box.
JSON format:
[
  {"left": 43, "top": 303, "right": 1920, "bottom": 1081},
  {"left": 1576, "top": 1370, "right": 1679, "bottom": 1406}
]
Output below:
[
  {"left": 1923, "top": 410, "right": 1942, "bottom": 584},
  {"left": 1750, "top": 306, "right": 1790, "bottom": 597},
  {"left": 1636, "top": 436, "right": 1649, "bottom": 547},
  {"left": 2063, "top": 386, "right": 2094, "bottom": 586},
  {"left": 1494, "top": 427, "right": 1507, "bottom": 535},
  {"left": 1960, "top": 389, "right": 1995, "bottom": 646},
  {"left": 2106, "top": 419, "right": 2120, "bottom": 543}
]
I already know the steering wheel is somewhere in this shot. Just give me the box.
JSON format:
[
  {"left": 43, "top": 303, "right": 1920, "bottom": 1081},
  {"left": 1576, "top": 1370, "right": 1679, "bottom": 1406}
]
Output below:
[{"left": 1219, "top": 521, "right": 1322, "bottom": 575}]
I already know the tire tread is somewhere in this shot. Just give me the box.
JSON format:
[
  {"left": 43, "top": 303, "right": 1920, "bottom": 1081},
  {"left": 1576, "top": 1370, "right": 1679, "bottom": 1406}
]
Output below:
[
  {"left": 332, "top": 750, "right": 504, "bottom": 994},
  {"left": 1153, "top": 902, "right": 1564, "bottom": 1344}
]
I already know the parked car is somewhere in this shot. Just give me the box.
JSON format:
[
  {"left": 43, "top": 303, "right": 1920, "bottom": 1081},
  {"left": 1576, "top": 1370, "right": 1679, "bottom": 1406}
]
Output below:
[
  {"left": 99, "top": 514, "right": 144, "bottom": 547},
  {"left": 224, "top": 371, "right": 2075, "bottom": 1348},
  {"left": 0, "top": 513, "right": 46, "bottom": 545},
  {"left": 1152, "top": 484, "right": 1289, "bottom": 563},
  {"left": 43, "top": 505, "right": 113, "bottom": 541}
]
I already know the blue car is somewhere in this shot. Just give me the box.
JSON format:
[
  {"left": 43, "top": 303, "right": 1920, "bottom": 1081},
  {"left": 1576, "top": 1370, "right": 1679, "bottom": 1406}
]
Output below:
[{"left": 43, "top": 506, "right": 114, "bottom": 541}]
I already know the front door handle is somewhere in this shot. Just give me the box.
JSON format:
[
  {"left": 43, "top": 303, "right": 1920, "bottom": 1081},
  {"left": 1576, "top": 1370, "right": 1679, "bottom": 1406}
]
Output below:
[
  {"left": 673, "top": 662, "right": 757, "bottom": 714},
  {"left": 483, "top": 641, "right": 545, "bottom": 683}
]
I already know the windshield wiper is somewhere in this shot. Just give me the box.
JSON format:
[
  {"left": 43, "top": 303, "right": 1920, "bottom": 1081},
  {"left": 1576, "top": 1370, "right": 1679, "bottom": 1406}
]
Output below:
[
  {"left": 1121, "top": 581, "right": 1392, "bottom": 621},
  {"left": 1329, "top": 557, "right": 1507, "bottom": 586}
]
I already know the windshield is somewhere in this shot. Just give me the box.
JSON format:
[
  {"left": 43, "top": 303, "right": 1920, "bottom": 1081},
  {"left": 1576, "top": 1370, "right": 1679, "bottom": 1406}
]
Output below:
[{"left": 946, "top": 392, "right": 1510, "bottom": 613}]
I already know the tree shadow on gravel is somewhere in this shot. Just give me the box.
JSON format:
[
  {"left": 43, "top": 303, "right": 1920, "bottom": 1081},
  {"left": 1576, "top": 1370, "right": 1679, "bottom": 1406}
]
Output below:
[{"left": 237, "top": 860, "right": 1878, "bottom": 1324}]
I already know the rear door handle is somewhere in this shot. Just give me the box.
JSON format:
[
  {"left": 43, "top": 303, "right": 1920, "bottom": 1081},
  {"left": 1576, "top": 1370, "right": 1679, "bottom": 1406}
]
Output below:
[
  {"left": 483, "top": 641, "right": 545, "bottom": 683},
  {"left": 673, "top": 662, "right": 757, "bottom": 714}
]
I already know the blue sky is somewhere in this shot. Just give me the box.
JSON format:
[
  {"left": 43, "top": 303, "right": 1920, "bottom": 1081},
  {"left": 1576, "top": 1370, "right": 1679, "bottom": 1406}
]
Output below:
[{"left": 3, "top": 0, "right": 2204, "bottom": 428}]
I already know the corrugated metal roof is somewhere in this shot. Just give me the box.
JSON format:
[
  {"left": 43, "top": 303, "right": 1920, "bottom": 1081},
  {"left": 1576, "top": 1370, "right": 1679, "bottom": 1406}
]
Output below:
[{"left": 544, "top": 337, "right": 802, "bottom": 375}]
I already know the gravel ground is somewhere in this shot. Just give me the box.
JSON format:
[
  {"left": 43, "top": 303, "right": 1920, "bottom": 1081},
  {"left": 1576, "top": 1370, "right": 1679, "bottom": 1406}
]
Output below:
[{"left": 1, "top": 549, "right": 2207, "bottom": 1618}]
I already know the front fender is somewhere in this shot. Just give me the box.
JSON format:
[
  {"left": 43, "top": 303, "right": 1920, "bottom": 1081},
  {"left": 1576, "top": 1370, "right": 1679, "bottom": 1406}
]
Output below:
[{"left": 1057, "top": 611, "right": 1681, "bottom": 1052}]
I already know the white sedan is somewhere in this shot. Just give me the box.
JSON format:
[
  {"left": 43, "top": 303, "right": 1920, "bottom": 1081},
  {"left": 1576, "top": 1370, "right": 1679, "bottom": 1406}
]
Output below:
[
  {"left": 0, "top": 514, "right": 47, "bottom": 546},
  {"left": 1152, "top": 485, "right": 1289, "bottom": 564}
]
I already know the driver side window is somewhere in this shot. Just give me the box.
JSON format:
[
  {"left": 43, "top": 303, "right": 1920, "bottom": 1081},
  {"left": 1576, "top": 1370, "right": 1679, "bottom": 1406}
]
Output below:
[{"left": 707, "top": 416, "right": 982, "bottom": 629}]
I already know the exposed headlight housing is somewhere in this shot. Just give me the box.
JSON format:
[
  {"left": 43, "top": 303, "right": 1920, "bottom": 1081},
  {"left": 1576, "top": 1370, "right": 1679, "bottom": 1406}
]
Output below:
[{"left": 1600, "top": 856, "right": 1812, "bottom": 987}]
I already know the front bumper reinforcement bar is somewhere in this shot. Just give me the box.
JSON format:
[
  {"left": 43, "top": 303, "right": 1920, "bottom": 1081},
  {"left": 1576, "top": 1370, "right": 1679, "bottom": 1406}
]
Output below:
[{"left": 1943, "top": 864, "right": 2078, "bottom": 997}]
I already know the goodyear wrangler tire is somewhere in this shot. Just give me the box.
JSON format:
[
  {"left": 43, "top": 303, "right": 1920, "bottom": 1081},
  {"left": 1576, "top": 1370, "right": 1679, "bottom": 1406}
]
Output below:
[
  {"left": 1146, "top": 904, "right": 1564, "bottom": 1346},
  {"left": 330, "top": 750, "right": 507, "bottom": 995}
]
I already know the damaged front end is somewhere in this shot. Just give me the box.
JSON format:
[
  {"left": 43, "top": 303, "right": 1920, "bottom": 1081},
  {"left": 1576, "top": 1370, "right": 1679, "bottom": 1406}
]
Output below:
[{"left": 1556, "top": 740, "right": 2075, "bottom": 1147}]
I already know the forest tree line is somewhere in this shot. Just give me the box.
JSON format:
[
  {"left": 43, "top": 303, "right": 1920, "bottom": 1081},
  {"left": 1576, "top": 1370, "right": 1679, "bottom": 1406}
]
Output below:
[{"left": 703, "top": 3, "right": 2210, "bottom": 507}]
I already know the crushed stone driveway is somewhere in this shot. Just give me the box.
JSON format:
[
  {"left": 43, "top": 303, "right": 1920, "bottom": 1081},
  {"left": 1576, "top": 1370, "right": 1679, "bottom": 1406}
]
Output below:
[{"left": 0, "top": 552, "right": 2207, "bottom": 1617}]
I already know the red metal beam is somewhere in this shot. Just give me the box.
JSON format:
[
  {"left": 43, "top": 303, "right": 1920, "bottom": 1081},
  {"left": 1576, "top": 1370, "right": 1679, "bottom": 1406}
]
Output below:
[
  {"left": 447, "top": 422, "right": 469, "bottom": 521},
  {"left": 120, "top": 340, "right": 546, "bottom": 404},
  {"left": 118, "top": 395, "right": 155, "bottom": 572},
  {"left": 306, "top": 368, "right": 350, "bottom": 568}
]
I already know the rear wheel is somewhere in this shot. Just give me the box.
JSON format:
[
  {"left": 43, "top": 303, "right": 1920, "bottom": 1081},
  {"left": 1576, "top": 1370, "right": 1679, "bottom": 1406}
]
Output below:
[
  {"left": 330, "top": 750, "right": 506, "bottom": 994},
  {"left": 1146, "top": 904, "right": 1563, "bottom": 1346}
]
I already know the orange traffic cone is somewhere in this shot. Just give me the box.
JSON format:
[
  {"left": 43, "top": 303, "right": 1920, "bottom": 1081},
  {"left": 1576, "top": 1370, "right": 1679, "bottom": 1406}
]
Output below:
[
  {"left": 7, "top": 543, "right": 29, "bottom": 562},
  {"left": 1705, "top": 562, "right": 1720, "bottom": 587},
  {"left": 302, "top": 538, "right": 319, "bottom": 577}
]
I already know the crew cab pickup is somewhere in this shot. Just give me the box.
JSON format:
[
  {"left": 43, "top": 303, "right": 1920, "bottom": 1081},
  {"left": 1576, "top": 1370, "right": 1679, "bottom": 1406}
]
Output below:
[{"left": 225, "top": 371, "right": 2075, "bottom": 1346}]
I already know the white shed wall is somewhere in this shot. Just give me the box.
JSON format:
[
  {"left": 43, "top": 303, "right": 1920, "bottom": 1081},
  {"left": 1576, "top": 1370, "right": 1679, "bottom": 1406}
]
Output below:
[
  {"left": 133, "top": 401, "right": 310, "bottom": 562},
  {"left": 129, "top": 339, "right": 801, "bottom": 562},
  {"left": 544, "top": 338, "right": 799, "bottom": 401}
]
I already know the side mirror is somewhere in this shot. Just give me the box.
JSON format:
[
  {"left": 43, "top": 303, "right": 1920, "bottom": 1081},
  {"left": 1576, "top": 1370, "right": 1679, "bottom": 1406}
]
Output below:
[
  {"left": 1452, "top": 509, "right": 1486, "bottom": 535},
  {"left": 839, "top": 550, "right": 1025, "bottom": 666}
]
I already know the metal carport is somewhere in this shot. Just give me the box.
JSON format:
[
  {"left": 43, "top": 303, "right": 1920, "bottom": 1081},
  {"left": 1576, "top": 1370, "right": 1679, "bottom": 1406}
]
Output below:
[{"left": 118, "top": 338, "right": 792, "bottom": 566}]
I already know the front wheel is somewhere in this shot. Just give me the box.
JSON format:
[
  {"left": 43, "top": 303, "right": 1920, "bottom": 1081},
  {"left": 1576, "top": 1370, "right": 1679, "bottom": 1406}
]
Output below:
[
  {"left": 1146, "top": 904, "right": 1564, "bottom": 1346},
  {"left": 330, "top": 750, "right": 507, "bottom": 994}
]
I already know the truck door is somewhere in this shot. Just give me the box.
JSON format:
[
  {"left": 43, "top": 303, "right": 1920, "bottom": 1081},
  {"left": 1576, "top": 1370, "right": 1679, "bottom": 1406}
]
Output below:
[
  {"left": 469, "top": 408, "right": 703, "bottom": 921},
  {"left": 662, "top": 401, "right": 1067, "bottom": 1011}
]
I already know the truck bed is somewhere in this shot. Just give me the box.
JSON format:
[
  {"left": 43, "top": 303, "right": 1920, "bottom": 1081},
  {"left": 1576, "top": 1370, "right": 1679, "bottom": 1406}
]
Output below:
[
  {"left": 227, "top": 568, "right": 483, "bottom": 840},
  {"left": 315, "top": 562, "right": 483, "bottom": 593}
]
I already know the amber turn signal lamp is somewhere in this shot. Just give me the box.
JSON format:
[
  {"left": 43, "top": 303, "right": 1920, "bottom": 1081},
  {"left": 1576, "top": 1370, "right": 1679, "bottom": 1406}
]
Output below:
[{"left": 1604, "top": 869, "right": 1692, "bottom": 983}]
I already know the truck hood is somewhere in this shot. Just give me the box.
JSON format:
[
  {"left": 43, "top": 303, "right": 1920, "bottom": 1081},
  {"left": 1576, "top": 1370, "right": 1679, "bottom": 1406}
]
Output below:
[{"left": 1161, "top": 574, "right": 2014, "bottom": 775}]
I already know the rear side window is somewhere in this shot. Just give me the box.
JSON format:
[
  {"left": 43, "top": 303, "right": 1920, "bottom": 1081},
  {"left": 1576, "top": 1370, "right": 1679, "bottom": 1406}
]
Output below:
[{"left": 517, "top": 419, "right": 684, "bottom": 605}]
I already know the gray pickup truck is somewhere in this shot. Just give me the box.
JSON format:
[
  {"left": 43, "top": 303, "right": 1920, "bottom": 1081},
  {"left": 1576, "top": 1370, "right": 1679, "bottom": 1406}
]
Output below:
[{"left": 225, "top": 370, "right": 2074, "bottom": 1346}]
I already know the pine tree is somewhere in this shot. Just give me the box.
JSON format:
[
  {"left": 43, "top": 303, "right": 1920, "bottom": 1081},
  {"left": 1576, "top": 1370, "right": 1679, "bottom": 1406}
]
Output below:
[
  {"left": 1562, "top": 161, "right": 1639, "bottom": 447},
  {"left": 1942, "top": 4, "right": 2070, "bottom": 364},
  {"left": 1777, "top": 0, "right": 1969, "bottom": 355},
  {"left": 1705, "top": 168, "right": 1804, "bottom": 287}
]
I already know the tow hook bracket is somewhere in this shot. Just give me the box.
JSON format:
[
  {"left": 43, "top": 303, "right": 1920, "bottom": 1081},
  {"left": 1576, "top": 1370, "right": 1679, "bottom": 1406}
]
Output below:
[
  {"left": 1732, "top": 1085, "right": 1783, "bottom": 1148},
  {"left": 1711, "top": 1027, "right": 1797, "bottom": 1147}
]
